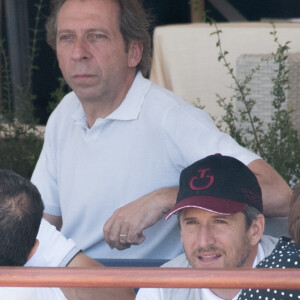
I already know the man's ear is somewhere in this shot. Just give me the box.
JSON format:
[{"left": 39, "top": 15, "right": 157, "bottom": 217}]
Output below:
[
  {"left": 27, "top": 239, "right": 39, "bottom": 261},
  {"left": 178, "top": 218, "right": 184, "bottom": 244},
  {"left": 127, "top": 41, "right": 143, "bottom": 68},
  {"left": 249, "top": 214, "right": 265, "bottom": 246},
  {"left": 180, "top": 229, "right": 183, "bottom": 244}
]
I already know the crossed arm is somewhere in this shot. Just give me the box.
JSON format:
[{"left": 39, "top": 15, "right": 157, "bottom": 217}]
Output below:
[
  {"left": 247, "top": 159, "right": 291, "bottom": 216},
  {"left": 44, "top": 159, "right": 291, "bottom": 251},
  {"left": 61, "top": 252, "right": 136, "bottom": 300},
  {"left": 102, "top": 158, "right": 291, "bottom": 250}
]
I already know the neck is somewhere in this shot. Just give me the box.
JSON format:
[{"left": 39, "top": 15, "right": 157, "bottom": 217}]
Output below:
[
  {"left": 210, "top": 288, "right": 240, "bottom": 300},
  {"left": 210, "top": 245, "right": 258, "bottom": 299},
  {"left": 82, "top": 100, "right": 119, "bottom": 127},
  {"left": 27, "top": 239, "right": 39, "bottom": 262},
  {"left": 82, "top": 71, "right": 137, "bottom": 128}
]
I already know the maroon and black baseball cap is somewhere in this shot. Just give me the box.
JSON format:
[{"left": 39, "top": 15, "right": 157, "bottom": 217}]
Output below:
[{"left": 165, "top": 154, "right": 263, "bottom": 220}]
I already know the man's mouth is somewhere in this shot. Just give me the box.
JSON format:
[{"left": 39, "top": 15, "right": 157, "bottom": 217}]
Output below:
[
  {"left": 72, "top": 74, "right": 97, "bottom": 85},
  {"left": 73, "top": 74, "right": 95, "bottom": 79},
  {"left": 197, "top": 253, "right": 222, "bottom": 265}
]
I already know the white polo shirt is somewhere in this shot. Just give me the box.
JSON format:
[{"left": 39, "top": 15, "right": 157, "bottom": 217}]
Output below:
[
  {"left": 136, "top": 243, "right": 267, "bottom": 300},
  {"left": 32, "top": 72, "right": 260, "bottom": 260},
  {"left": 26, "top": 219, "right": 79, "bottom": 267},
  {"left": 0, "top": 219, "right": 78, "bottom": 300}
]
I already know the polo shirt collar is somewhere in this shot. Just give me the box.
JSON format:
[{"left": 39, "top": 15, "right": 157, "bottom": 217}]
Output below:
[
  {"left": 71, "top": 98, "right": 87, "bottom": 124},
  {"left": 107, "top": 71, "right": 150, "bottom": 121},
  {"left": 71, "top": 71, "right": 151, "bottom": 124}
]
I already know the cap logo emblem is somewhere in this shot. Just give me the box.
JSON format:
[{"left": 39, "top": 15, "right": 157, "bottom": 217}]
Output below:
[
  {"left": 189, "top": 168, "right": 214, "bottom": 190},
  {"left": 241, "top": 188, "right": 261, "bottom": 205}
]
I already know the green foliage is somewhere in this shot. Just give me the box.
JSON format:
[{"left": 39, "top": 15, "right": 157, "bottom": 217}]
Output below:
[
  {"left": 0, "top": 131, "right": 43, "bottom": 179},
  {"left": 0, "top": 0, "right": 45, "bottom": 179},
  {"left": 47, "top": 77, "right": 70, "bottom": 113},
  {"left": 209, "top": 21, "right": 300, "bottom": 187}
]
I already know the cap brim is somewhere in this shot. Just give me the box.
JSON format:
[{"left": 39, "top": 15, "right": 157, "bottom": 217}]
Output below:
[{"left": 165, "top": 196, "right": 247, "bottom": 220}]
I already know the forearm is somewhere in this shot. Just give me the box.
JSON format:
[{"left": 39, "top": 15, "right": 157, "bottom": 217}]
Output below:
[
  {"left": 62, "top": 287, "right": 136, "bottom": 300},
  {"left": 103, "top": 186, "right": 179, "bottom": 249},
  {"left": 152, "top": 186, "right": 179, "bottom": 215},
  {"left": 247, "top": 159, "right": 291, "bottom": 216},
  {"left": 63, "top": 252, "right": 136, "bottom": 300},
  {"left": 43, "top": 212, "right": 63, "bottom": 230}
]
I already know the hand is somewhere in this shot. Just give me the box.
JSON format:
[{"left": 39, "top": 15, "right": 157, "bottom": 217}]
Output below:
[{"left": 103, "top": 187, "right": 178, "bottom": 250}]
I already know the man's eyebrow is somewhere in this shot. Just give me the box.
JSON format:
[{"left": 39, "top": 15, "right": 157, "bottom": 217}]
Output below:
[
  {"left": 57, "top": 28, "right": 110, "bottom": 35},
  {"left": 213, "top": 214, "right": 229, "bottom": 218},
  {"left": 212, "top": 214, "right": 232, "bottom": 220},
  {"left": 182, "top": 217, "right": 197, "bottom": 221},
  {"left": 86, "top": 27, "right": 110, "bottom": 34},
  {"left": 57, "top": 29, "right": 74, "bottom": 35}
]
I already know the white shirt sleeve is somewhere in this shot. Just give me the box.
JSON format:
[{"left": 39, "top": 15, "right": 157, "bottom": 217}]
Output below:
[
  {"left": 0, "top": 287, "right": 38, "bottom": 300},
  {"left": 25, "top": 219, "right": 80, "bottom": 267},
  {"left": 135, "top": 288, "right": 162, "bottom": 300},
  {"left": 0, "top": 287, "right": 67, "bottom": 300},
  {"left": 31, "top": 135, "right": 62, "bottom": 216},
  {"left": 163, "top": 102, "right": 261, "bottom": 168}
]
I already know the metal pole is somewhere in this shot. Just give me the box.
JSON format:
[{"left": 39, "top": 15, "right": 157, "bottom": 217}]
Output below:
[
  {"left": 3, "top": 0, "right": 30, "bottom": 110},
  {"left": 0, "top": 267, "right": 299, "bottom": 289},
  {"left": 0, "top": 0, "right": 3, "bottom": 111}
]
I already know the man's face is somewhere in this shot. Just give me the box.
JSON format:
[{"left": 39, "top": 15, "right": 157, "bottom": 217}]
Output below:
[
  {"left": 56, "top": 0, "right": 140, "bottom": 105},
  {"left": 180, "top": 208, "right": 258, "bottom": 269}
]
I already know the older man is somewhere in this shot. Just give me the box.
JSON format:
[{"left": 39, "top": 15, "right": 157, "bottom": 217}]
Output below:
[
  {"left": 136, "top": 154, "right": 278, "bottom": 300},
  {"left": 32, "top": 0, "right": 290, "bottom": 261}
]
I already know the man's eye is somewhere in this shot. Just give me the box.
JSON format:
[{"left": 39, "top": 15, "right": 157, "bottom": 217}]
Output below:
[
  {"left": 60, "top": 34, "right": 72, "bottom": 40},
  {"left": 89, "top": 33, "right": 106, "bottom": 39},
  {"left": 215, "top": 219, "right": 227, "bottom": 224},
  {"left": 95, "top": 34, "right": 104, "bottom": 38},
  {"left": 186, "top": 220, "right": 197, "bottom": 225}
]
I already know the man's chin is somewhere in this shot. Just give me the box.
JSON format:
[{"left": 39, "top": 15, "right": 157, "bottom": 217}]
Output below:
[{"left": 192, "top": 258, "right": 224, "bottom": 269}]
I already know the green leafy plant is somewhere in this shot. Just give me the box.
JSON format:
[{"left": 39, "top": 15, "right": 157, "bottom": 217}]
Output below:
[
  {"left": 209, "top": 21, "right": 300, "bottom": 187},
  {"left": 0, "top": 0, "right": 45, "bottom": 178},
  {"left": 47, "top": 77, "right": 70, "bottom": 113}
]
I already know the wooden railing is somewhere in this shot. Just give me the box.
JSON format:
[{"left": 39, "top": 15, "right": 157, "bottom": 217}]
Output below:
[{"left": 0, "top": 267, "right": 299, "bottom": 289}]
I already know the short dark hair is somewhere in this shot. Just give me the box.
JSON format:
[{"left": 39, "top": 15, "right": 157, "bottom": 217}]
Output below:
[
  {"left": 289, "top": 182, "right": 300, "bottom": 245},
  {"left": 177, "top": 205, "right": 261, "bottom": 230},
  {"left": 0, "top": 170, "right": 44, "bottom": 266},
  {"left": 241, "top": 205, "right": 261, "bottom": 230},
  {"left": 46, "top": 0, "right": 152, "bottom": 76}
]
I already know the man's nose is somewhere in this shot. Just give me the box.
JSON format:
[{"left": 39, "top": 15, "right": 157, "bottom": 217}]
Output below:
[
  {"left": 71, "top": 38, "right": 91, "bottom": 61},
  {"left": 196, "top": 224, "right": 216, "bottom": 248}
]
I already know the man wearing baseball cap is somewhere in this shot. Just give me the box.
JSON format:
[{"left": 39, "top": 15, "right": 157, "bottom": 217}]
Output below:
[{"left": 136, "top": 154, "right": 279, "bottom": 300}]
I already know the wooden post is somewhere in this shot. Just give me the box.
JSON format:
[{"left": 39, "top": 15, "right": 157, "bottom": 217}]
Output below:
[{"left": 190, "top": 0, "right": 205, "bottom": 23}]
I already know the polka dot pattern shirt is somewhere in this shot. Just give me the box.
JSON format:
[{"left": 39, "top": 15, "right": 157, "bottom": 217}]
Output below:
[{"left": 238, "top": 237, "right": 300, "bottom": 300}]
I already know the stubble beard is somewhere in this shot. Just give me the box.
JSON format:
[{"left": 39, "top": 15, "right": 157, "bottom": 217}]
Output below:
[{"left": 186, "top": 235, "right": 251, "bottom": 269}]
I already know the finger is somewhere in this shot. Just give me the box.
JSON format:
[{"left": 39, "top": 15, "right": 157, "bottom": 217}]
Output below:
[
  {"left": 119, "top": 233, "right": 128, "bottom": 243},
  {"left": 103, "top": 217, "right": 125, "bottom": 249},
  {"left": 127, "top": 231, "right": 146, "bottom": 245},
  {"left": 114, "top": 242, "right": 131, "bottom": 250},
  {"left": 103, "top": 217, "right": 115, "bottom": 248},
  {"left": 112, "top": 232, "right": 131, "bottom": 250}
]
